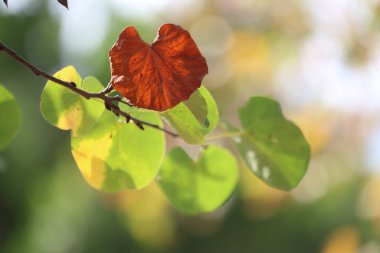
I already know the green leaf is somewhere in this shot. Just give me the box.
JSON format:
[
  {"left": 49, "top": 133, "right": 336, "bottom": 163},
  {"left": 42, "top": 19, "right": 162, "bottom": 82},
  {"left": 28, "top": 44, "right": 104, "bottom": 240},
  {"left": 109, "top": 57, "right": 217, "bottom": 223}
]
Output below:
[
  {"left": 158, "top": 145, "right": 238, "bottom": 214},
  {"left": 40, "top": 66, "right": 104, "bottom": 137},
  {"left": 182, "top": 90, "right": 208, "bottom": 125},
  {"left": 234, "top": 97, "right": 310, "bottom": 190},
  {"left": 71, "top": 107, "right": 165, "bottom": 192},
  {"left": 0, "top": 85, "right": 20, "bottom": 150},
  {"left": 162, "top": 86, "right": 218, "bottom": 144}
]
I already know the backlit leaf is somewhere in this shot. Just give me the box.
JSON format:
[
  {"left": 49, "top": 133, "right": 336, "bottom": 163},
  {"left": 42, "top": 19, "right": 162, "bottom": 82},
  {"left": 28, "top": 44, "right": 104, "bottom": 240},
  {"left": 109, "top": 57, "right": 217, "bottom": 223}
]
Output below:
[
  {"left": 158, "top": 146, "right": 238, "bottom": 214},
  {"left": 109, "top": 24, "right": 208, "bottom": 111},
  {"left": 183, "top": 90, "right": 208, "bottom": 125},
  {"left": 40, "top": 66, "right": 104, "bottom": 137},
  {"left": 162, "top": 86, "right": 218, "bottom": 144},
  {"left": 233, "top": 97, "right": 310, "bottom": 190},
  {"left": 0, "top": 85, "right": 20, "bottom": 150},
  {"left": 163, "top": 86, "right": 219, "bottom": 144},
  {"left": 71, "top": 107, "right": 165, "bottom": 192}
]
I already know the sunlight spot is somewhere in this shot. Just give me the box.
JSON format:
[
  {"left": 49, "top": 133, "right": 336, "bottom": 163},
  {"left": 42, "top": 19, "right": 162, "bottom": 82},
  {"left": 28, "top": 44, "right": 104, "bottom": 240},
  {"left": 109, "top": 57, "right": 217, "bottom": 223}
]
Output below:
[
  {"left": 108, "top": 0, "right": 203, "bottom": 21},
  {"left": 246, "top": 150, "right": 258, "bottom": 173},
  {"left": 49, "top": 0, "right": 109, "bottom": 57},
  {"left": 359, "top": 241, "right": 380, "bottom": 253},
  {"left": 190, "top": 15, "right": 234, "bottom": 57},
  {"left": 233, "top": 136, "right": 242, "bottom": 143},
  {"left": 263, "top": 166, "right": 270, "bottom": 179}
]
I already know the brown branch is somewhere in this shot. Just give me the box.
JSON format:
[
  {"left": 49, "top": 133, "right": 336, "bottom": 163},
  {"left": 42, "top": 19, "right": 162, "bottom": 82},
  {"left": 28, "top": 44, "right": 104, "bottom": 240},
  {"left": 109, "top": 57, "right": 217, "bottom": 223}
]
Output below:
[{"left": 0, "top": 41, "right": 178, "bottom": 137}]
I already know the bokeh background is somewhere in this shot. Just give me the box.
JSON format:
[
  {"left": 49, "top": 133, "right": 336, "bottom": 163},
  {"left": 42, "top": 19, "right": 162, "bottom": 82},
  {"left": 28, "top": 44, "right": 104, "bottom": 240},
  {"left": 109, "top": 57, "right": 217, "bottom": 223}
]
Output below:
[{"left": 1, "top": 0, "right": 380, "bottom": 252}]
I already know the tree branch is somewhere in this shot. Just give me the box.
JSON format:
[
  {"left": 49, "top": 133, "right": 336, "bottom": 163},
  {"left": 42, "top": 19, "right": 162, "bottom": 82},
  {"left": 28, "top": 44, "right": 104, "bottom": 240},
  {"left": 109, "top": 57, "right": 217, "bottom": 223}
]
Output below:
[{"left": 0, "top": 41, "right": 178, "bottom": 137}]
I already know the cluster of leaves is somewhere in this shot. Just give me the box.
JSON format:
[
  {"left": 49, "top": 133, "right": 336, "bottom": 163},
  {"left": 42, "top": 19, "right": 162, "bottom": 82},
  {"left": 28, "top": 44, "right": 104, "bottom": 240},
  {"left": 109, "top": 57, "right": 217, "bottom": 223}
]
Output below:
[
  {"left": 38, "top": 66, "right": 238, "bottom": 214},
  {"left": 0, "top": 67, "right": 310, "bottom": 215},
  {"left": 2, "top": 0, "right": 68, "bottom": 8},
  {"left": 0, "top": 24, "right": 310, "bottom": 215}
]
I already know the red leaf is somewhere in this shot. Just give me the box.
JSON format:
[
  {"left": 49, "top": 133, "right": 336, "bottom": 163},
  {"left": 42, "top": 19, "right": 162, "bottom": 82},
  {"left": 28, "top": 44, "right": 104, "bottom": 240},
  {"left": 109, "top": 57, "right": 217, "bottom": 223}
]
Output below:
[
  {"left": 57, "top": 0, "right": 68, "bottom": 9},
  {"left": 109, "top": 24, "right": 208, "bottom": 111}
]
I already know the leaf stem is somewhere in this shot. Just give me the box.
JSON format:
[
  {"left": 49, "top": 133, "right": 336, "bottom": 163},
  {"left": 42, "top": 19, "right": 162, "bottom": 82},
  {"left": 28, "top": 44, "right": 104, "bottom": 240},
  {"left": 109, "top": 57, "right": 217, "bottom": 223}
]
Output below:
[{"left": 0, "top": 41, "right": 178, "bottom": 137}]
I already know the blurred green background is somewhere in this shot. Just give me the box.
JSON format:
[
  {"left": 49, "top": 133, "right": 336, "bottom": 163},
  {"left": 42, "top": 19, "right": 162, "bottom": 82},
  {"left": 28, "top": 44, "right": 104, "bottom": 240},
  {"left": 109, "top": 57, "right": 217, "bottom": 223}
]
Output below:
[{"left": 1, "top": 0, "right": 380, "bottom": 252}]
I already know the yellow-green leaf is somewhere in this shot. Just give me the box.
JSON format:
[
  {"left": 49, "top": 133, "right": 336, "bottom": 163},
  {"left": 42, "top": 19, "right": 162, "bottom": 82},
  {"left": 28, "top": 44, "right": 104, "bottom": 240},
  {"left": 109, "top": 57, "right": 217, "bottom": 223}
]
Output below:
[
  {"left": 71, "top": 108, "right": 165, "bottom": 192},
  {"left": 158, "top": 145, "right": 238, "bottom": 214},
  {"left": 162, "top": 86, "right": 218, "bottom": 144},
  {"left": 40, "top": 66, "right": 104, "bottom": 137}
]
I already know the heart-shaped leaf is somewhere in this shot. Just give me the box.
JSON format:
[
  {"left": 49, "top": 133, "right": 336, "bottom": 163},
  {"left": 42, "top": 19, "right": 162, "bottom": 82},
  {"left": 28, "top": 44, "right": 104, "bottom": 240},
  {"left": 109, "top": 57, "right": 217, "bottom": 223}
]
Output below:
[
  {"left": 0, "top": 84, "right": 20, "bottom": 150},
  {"left": 109, "top": 24, "right": 208, "bottom": 111},
  {"left": 71, "top": 107, "right": 165, "bottom": 192},
  {"left": 158, "top": 146, "right": 238, "bottom": 214},
  {"left": 162, "top": 85, "right": 218, "bottom": 144},
  {"left": 233, "top": 97, "right": 310, "bottom": 190},
  {"left": 40, "top": 66, "right": 104, "bottom": 137}
]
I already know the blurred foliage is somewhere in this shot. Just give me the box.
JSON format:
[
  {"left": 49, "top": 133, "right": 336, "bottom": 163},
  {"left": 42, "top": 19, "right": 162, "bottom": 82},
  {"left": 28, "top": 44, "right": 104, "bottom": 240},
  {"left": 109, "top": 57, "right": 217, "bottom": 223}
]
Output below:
[
  {"left": 1, "top": 0, "right": 380, "bottom": 252},
  {"left": 0, "top": 85, "right": 20, "bottom": 150}
]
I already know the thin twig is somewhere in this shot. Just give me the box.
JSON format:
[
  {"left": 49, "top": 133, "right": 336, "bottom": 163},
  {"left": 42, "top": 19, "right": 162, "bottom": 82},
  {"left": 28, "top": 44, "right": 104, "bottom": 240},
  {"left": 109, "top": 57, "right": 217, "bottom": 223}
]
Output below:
[
  {"left": 0, "top": 41, "right": 178, "bottom": 137},
  {"left": 99, "top": 82, "right": 113, "bottom": 95},
  {"left": 108, "top": 94, "right": 133, "bottom": 106}
]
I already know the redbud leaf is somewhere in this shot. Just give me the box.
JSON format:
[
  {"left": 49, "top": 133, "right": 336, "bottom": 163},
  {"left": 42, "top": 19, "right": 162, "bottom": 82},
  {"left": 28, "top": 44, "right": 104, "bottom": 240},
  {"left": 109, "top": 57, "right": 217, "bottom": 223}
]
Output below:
[
  {"left": 162, "top": 86, "right": 218, "bottom": 144},
  {"left": 158, "top": 146, "right": 238, "bottom": 214},
  {"left": 40, "top": 66, "right": 104, "bottom": 137},
  {"left": 71, "top": 107, "right": 165, "bottom": 191},
  {"left": 233, "top": 97, "right": 311, "bottom": 190},
  {"left": 109, "top": 24, "right": 208, "bottom": 111}
]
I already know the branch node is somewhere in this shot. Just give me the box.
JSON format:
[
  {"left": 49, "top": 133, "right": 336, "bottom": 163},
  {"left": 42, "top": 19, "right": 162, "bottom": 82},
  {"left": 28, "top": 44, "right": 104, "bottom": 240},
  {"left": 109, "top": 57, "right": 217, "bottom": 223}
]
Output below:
[
  {"left": 100, "top": 82, "right": 113, "bottom": 95},
  {"left": 113, "top": 111, "right": 120, "bottom": 117},
  {"left": 135, "top": 122, "right": 145, "bottom": 130},
  {"left": 105, "top": 102, "right": 111, "bottom": 111},
  {"left": 125, "top": 115, "right": 131, "bottom": 123}
]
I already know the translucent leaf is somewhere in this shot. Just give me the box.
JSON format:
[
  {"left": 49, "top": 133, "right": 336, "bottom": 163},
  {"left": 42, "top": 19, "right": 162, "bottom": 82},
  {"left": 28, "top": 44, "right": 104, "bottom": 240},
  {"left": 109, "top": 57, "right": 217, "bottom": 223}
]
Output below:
[
  {"left": 158, "top": 145, "right": 238, "bottom": 214},
  {"left": 109, "top": 24, "right": 208, "bottom": 111},
  {"left": 234, "top": 97, "right": 310, "bottom": 190},
  {"left": 162, "top": 86, "right": 218, "bottom": 144},
  {"left": 40, "top": 66, "right": 104, "bottom": 137},
  {"left": 183, "top": 90, "right": 208, "bottom": 125},
  {"left": 0, "top": 85, "right": 20, "bottom": 150},
  {"left": 71, "top": 108, "right": 165, "bottom": 192}
]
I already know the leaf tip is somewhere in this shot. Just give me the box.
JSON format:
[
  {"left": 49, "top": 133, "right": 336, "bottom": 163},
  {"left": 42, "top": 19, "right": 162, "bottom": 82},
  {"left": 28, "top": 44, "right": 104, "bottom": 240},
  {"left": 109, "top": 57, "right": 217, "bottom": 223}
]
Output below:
[{"left": 57, "top": 0, "right": 68, "bottom": 9}]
